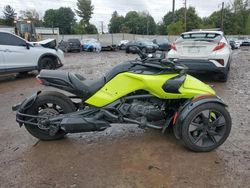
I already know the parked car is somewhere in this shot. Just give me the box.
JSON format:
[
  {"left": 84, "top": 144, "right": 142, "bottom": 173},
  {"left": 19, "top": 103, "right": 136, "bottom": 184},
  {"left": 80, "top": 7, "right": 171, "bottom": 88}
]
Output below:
[
  {"left": 101, "top": 42, "right": 118, "bottom": 51},
  {"left": 0, "top": 31, "right": 64, "bottom": 74},
  {"left": 152, "top": 38, "right": 170, "bottom": 51},
  {"left": 58, "top": 39, "right": 81, "bottom": 52},
  {"left": 229, "top": 40, "right": 237, "bottom": 50},
  {"left": 241, "top": 39, "right": 250, "bottom": 46},
  {"left": 81, "top": 38, "right": 101, "bottom": 52},
  {"left": 118, "top": 40, "right": 129, "bottom": 50},
  {"left": 125, "top": 40, "right": 159, "bottom": 53},
  {"left": 168, "top": 30, "right": 232, "bottom": 82}
]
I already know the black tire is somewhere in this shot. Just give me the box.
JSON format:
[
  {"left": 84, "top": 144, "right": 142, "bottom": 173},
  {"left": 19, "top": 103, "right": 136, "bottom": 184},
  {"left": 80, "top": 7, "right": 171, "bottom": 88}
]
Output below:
[
  {"left": 181, "top": 103, "right": 231, "bottom": 152},
  {"left": 38, "top": 57, "right": 56, "bottom": 71},
  {"left": 125, "top": 47, "right": 130, "bottom": 53},
  {"left": 24, "top": 91, "right": 75, "bottom": 141}
]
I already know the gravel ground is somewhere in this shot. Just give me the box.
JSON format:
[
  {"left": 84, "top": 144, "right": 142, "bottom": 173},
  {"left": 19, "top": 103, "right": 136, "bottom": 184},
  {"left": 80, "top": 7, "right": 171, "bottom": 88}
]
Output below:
[{"left": 0, "top": 48, "right": 249, "bottom": 187}]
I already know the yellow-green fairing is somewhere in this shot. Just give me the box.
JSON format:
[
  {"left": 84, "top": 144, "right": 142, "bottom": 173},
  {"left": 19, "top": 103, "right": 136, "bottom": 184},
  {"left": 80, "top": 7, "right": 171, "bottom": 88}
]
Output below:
[{"left": 85, "top": 72, "right": 216, "bottom": 107}]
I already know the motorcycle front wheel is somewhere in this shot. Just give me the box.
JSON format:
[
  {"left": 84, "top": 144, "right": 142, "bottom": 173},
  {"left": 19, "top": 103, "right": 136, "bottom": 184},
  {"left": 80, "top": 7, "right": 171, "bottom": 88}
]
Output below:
[
  {"left": 24, "top": 91, "right": 75, "bottom": 141},
  {"left": 181, "top": 103, "right": 231, "bottom": 152}
]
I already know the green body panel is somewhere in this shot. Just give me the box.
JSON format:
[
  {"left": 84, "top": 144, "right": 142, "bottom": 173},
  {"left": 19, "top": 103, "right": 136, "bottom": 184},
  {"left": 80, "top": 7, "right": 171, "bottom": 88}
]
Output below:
[{"left": 85, "top": 72, "right": 215, "bottom": 107}]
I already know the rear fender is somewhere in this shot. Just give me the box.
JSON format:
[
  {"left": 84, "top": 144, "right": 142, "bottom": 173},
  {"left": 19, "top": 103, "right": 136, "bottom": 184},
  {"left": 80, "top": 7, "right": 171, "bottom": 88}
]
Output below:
[
  {"left": 173, "top": 95, "right": 227, "bottom": 139},
  {"left": 12, "top": 91, "right": 41, "bottom": 126}
]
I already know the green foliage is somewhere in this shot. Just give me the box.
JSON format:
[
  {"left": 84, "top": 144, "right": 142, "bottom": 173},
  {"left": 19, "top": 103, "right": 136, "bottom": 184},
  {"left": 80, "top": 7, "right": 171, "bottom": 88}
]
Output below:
[
  {"left": 75, "top": 0, "right": 94, "bottom": 24},
  {"left": 3, "top": 5, "right": 16, "bottom": 26},
  {"left": 163, "top": 7, "right": 202, "bottom": 32},
  {"left": 108, "top": 11, "right": 125, "bottom": 33},
  {"left": 44, "top": 7, "right": 75, "bottom": 34},
  {"left": 156, "top": 23, "right": 167, "bottom": 35},
  {"left": 108, "top": 11, "right": 156, "bottom": 34},
  {"left": 167, "top": 21, "right": 184, "bottom": 35},
  {"left": 73, "top": 20, "right": 98, "bottom": 34}
]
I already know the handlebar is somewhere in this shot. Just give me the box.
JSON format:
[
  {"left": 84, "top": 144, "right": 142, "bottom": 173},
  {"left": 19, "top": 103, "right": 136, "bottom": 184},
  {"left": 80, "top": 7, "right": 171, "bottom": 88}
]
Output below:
[{"left": 132, "top": 46, "right": 188, "bottom": 72}]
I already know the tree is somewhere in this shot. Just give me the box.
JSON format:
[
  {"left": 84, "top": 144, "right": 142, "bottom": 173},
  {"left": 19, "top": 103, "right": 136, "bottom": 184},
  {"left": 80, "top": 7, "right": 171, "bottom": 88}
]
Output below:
[
  {"left": 124, "top": 11, "right": 140, "bottom": 34},
  {"left": 167, "top": 21, "right": 184, "bottom": 35},
  {"left": 108, "top": 11, "right": 125, "bottom": 33},
  {"left": 19, "top": 9, "right": 43, "bottom": 26},
  {"left": 122, "top": 11, "right": 157, "bottom": 34},
  {"left": 75, "top": 0, "right": 94, "bottom": 24},
  {"left": 44, "top": 7, "right": 75, "bottom": 34},
  {"left": 3, "top": 5, "right": 16, "bottom": 26},
  {"left": 73, "top": 20, "right": 97, "bottom": 34}
]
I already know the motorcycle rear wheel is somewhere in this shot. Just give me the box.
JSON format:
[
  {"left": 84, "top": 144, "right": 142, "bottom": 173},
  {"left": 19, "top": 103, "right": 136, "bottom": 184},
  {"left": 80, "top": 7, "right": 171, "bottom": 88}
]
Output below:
[
  {"left": 181, "top": 103, "right": 231, "bottom": 152},
  {"left": 24, "top": 91, "right": 75, "bottom": 141}
]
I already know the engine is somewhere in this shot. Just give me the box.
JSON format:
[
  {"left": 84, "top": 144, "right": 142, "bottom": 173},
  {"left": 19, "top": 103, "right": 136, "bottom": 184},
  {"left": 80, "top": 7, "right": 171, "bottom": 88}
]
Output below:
[{"left": 119, "top": 100, "right": 166, "bottom": 121}]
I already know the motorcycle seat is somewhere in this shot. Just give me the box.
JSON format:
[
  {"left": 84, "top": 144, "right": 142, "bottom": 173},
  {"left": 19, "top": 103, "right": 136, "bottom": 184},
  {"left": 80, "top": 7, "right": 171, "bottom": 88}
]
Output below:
[
  {"left": 39, "top": 70, "right": 105, "bottom": 98},
  {"left": 68, "top": 72, "right": 105, "bottom": 97}
]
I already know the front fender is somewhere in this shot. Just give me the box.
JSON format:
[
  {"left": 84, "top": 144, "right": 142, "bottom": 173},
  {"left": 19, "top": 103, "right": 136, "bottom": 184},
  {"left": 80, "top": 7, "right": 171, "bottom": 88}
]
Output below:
[
  {"left": 12, "top": 91, "right": 41, "bottom": 126},
  {"left": 173, "top": 95, "right": 227, "bottom": 139}
]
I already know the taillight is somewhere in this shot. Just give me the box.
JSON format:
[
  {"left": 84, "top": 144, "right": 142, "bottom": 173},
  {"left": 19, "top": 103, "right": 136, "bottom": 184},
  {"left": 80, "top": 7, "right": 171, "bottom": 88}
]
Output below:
[
  {"left": 170, "top": 43, "right": 177, "bottom": 51},
  {"left": 213, "top": 42, "right": 225, "bottom": 51}
]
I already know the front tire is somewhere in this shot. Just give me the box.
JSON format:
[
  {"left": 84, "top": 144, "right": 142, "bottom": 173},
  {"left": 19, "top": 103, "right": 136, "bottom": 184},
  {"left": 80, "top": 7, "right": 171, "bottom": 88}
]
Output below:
[
  {"left": 38, "top": 57, "right": 56, "bottom": 71},
  {"left": 24, "top": 91, "right": 75, "bottom": 141},
  {"left": 181, "top": 103, "right": 231, "bottom": 152}
]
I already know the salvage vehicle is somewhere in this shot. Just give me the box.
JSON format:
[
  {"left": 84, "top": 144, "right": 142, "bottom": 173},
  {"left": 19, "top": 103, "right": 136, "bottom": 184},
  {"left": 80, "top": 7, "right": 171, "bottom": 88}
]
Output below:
[
  {"left": 0, "top": 31, "right": 64, "bottom": 74},
  {"left": 168, "top": 30, "right": 232, "bottom": 82},
  {"left": 58, "top": 39, "right": 81, "bottom": 53},
  {"left": 125, "top": 40, "right": 159, "bottom": 53},
  {"left": 81, "top": 38, "right": 101, "bottom": 52},
  {"left": 13, "top": 48, "right": 232, "bottom": 152}
]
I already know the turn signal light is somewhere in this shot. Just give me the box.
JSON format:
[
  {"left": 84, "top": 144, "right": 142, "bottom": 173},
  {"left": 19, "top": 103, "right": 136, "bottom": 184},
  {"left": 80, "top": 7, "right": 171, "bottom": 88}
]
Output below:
[
  {"left": 170, "top": 43, "right": 177, "bottom": 51},
  {"left": 213, "top": 42, "right": 225, "bottom": 51}
]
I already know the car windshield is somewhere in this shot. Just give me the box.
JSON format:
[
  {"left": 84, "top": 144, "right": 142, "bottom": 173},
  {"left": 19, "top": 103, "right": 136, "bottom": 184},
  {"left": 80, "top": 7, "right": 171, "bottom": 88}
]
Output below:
[
  {"left": 138, "top": 40, "right": 154, "bottom": 45},
  {"left": 177, "top": 33, "right": 222, "bottom": 42},
  {"left": 155, "top": 39, "right": 169, "bottom": 44},
  {"left": 68, "top": 39, "right": 80, "bottom": 43}
]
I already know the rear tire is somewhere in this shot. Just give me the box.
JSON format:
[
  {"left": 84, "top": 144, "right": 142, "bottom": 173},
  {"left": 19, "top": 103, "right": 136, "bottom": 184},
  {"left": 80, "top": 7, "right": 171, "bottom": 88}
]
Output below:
[
  {"left": 181, "top": 103, "right": 231, "bottom": 152},
  {"left": 24, "top": 91, "right": 75, "bottom": 141}
]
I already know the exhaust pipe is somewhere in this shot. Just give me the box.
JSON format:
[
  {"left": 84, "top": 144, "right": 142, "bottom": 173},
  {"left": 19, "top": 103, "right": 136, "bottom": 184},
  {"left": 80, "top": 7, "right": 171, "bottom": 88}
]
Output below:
[{"left": 60, "top": 117, "right": 110, "bottom": 133}]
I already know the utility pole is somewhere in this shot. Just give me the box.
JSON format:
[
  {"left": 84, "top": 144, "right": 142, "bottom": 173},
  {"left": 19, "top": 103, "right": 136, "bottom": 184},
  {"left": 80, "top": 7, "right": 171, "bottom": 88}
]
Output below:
[
  {"left": 100, "top": 21, "right": 104, "bottom": 34},
  {"left": 220, "top": 2, "right": 224, "bottom": 30},
  {"left": 184, "top": 0, "right": 187, "bottom": 31},
  {"left": 172, "top": 0, "right": 175, "bottom": 22},
  {"left": 147, "top": 20, "right": 149, "bottom": 35}
]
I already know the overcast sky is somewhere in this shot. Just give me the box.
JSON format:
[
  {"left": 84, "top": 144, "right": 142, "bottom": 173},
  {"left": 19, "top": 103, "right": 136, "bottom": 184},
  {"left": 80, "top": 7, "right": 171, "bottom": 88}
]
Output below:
[{"left": 0, "top": 0, "right": 231, "bottom": 31}]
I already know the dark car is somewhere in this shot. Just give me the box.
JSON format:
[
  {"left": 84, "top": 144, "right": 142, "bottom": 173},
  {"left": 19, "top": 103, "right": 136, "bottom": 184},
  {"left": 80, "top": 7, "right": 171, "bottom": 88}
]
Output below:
[
  {"left": 241, "top": 39, "right": 250, "bottom": 46},
  {"left": 152, "top": 38, "right": 170, "bottom": 51},
  {"left": 125, "top": 40, "right": 158, "bottom": 53},
  {"left": 229, "top": 40, "right": 237, "bottom": 50},
  {"left": 58, "top": 39, "right": 81, "bottom": 52}
]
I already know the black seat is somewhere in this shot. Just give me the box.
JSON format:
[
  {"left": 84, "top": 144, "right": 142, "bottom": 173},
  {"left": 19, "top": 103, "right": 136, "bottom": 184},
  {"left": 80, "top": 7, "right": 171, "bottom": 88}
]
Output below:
[
  {"left": 68, "top": 72, "right": 105, "bottom": 96},
  {"left": 39, "top": 70, "right": 105, "bottom": 98}
]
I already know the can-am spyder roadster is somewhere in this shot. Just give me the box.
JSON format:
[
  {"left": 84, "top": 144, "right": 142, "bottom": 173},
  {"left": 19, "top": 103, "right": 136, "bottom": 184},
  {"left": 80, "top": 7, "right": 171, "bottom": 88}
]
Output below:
[{"left": 13, "top": 48, "right": 231, "bottom": 152}]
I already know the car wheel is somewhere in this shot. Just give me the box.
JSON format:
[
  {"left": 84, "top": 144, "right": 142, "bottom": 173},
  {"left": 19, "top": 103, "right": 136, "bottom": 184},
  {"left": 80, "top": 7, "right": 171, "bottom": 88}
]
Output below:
[
  {"left": 39, "top": 57, "right": 56, "bottom": 71},
  {"left": 125, "top": 47, "right": 130, "bottom": 53}
]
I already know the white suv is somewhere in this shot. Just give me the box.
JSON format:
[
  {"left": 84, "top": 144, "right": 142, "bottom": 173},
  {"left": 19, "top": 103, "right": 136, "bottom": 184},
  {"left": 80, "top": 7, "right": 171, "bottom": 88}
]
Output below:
[
  {"left": 168, "top": 30, "right": 232, "bottom": 81},
  {"left": 0, "top": 31, "right": 64, "bottom": 74}
]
